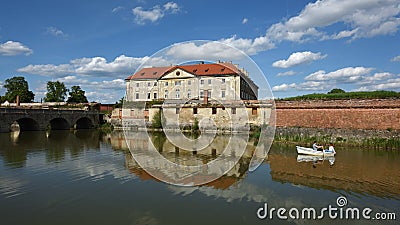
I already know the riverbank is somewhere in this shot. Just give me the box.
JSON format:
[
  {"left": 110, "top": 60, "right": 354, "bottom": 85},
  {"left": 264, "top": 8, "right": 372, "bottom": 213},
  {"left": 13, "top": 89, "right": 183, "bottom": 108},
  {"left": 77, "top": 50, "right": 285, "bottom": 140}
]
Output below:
[
  {"left": 274, "top": 127, "right": 400, "bottom": 150},
  {"left": 102, "top": 122, "right": 400, "bottom": 150}
]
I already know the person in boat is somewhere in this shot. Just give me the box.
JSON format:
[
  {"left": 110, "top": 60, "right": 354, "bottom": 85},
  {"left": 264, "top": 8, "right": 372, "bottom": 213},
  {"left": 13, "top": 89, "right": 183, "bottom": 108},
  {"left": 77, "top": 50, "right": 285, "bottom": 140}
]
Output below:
[
  {"left": 312, "top": 141, "right": 324, "bottom": 151},
  {"left": 327, "top": 143, "right": 336, "bottom": 154}
]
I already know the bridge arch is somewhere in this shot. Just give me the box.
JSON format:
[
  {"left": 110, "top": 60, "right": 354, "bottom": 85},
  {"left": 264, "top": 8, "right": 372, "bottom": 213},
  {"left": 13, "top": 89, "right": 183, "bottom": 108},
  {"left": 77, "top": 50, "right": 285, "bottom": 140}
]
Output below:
[
  {"left": 74, "top": 117, "right": 94, "bottom": 129},
  {"left": 15, "top": 118, "right": 40, "bottom": 131},
  {"left": 49, "top": 118, "right": 71, "bottom": 130}
]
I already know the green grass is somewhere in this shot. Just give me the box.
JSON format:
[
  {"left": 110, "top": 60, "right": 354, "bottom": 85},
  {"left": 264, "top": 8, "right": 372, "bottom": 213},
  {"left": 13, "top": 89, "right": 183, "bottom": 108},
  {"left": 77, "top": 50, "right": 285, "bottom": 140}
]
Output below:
[{"left": 282, "top": 90, "right": 400, "bottom": 101}]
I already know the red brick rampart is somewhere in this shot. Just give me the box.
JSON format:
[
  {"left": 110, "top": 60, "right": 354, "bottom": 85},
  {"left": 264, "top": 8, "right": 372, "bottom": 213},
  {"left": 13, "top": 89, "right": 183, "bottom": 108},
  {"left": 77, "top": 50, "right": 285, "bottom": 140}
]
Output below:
[{"left": 276, "top": 99, "right": 400, "bottom": 130}]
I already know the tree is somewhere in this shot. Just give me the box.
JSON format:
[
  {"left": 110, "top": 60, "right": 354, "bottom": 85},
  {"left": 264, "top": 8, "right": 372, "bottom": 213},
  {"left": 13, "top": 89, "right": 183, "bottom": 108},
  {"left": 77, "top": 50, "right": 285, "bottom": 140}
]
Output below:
[
  {"left": 152, "top": 109, "right": 163, "bottom": 129},
  {"left": 67, "top": 85, "right": 88, "bottom": 103},
  {"left": 114, "top": 97, "right": 124, "bottom": 108},
  {"left": 44, "top": 81, "right": 68, "bottom": 102},
  {"left": 3, "top": 76, "right": 35, "bottom": 103},
  {"left": 328, "top": 88, "right": 345, "bottom": 94}
]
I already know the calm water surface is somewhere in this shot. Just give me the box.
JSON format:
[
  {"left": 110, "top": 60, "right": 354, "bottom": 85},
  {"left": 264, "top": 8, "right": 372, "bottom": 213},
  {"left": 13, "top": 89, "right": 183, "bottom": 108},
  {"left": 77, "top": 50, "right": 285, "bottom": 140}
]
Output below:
[{"left": 0, "top": 130, "right": 399, "bottom": 225}]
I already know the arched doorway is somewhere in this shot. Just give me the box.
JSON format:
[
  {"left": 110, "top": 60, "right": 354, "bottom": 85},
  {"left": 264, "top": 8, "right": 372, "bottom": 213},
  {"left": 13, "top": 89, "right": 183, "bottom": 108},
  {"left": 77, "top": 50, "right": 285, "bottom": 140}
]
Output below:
[
  {"left": 49, "top": 118, "right": 70, "bottom": 130},
  {"left": 74, "top": 117, "right": 94, "bottom": 129},
  {"left": 14, "top": 118, "right": 40, "bottom": 131}
]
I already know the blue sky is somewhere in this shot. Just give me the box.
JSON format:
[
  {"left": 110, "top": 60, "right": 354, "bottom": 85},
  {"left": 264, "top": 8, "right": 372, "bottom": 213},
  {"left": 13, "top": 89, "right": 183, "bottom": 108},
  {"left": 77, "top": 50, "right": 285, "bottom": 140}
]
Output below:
[{"left": 0, "top": 0, "right": 399, "bottom": 103}]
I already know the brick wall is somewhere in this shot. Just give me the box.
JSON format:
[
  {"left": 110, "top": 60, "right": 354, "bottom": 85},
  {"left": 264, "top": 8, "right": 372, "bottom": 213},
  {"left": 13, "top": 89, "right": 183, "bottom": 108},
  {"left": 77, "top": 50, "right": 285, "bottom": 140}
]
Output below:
[{"left": 276, "top": 99, "right": 400, "bottom": 130}]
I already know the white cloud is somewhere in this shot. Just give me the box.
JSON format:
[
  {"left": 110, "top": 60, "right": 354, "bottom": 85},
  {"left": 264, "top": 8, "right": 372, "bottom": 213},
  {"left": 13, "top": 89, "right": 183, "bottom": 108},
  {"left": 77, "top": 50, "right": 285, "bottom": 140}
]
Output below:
[
  {"left": 272, "top": 51, "right": 327, "bottom": 68},
  {"left": 46, "top": 27, "right": 67, "bottom": 38},
  {"left": 0, "top": 41, "right": 33, "bottom": 56},
  {"left": 272, "top": 83, "right": 296, "bottom": 91},
  {"left": 267, "top": 0, "right": 400, "bottom": 42},
  {"left": 304, "top": 67, "right": 374, "bottom": 82},
  {"left": 17, "top": 55, "right": 163, "bottom": 77},
  {"left": 165, "top": 41, "right": 247, "bottom": 60},
  {"left": 242, "top": 18, "right": 248, "bottom": 24},
  {"left": 353, "top": 76, "right": 400, "bottom": 91},
  {"left": 133, "top": 6, "right": 164, "bottom": 24},
  {"left": 112, "top": 6, "right": 124, "bottom": 13},
  {"left": 220, "top": 35, "right": 275, "bottom": 55},
  {"left": 163, "top": 2, "right": 180, "bottom": 13},
  {"left": 391, "top": 55, "right": 400, "bottom": 62},
  {"left": 132, "top": 2, "right": 180, "bottom": 25},
  {"left": 272, "top": 81, "right": 328, "bottom": 92},
  {"left": 273, "top": 68, "right": 400, "bottom": 93},
  {"left": 276, "top": 70, "right": 296, "bottom": 77},
  {"left": 224, "top": 0, "right": 400, "bottom": 55}
]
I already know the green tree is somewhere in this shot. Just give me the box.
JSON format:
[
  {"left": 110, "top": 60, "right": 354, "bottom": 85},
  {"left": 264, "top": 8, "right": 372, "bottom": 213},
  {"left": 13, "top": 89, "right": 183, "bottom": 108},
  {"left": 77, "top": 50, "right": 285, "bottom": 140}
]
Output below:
[
  {"left": 152, "top": 109, "right": 163, "bottom": 129},
  {"left": 67, "top": 85, "right": 88, "bottom": 103},
  {"left": 44, "top": 81, "right": 68, "bottom": 102},
  {"left": 327, "top": 88, "right": 345, "bottom": 94},
  {"left": 114, "top": 97, "right": 124, "bottom": 108},
  {"left": 3, "top": 76, "right": 35, "bottom": 103}
]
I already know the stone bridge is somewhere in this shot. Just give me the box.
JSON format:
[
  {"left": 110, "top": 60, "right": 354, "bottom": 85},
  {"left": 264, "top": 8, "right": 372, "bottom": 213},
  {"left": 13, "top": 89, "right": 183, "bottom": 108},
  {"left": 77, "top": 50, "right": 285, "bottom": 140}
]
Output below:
[{"left": 0, "top": 108, "right": 101, "bottom": 132}]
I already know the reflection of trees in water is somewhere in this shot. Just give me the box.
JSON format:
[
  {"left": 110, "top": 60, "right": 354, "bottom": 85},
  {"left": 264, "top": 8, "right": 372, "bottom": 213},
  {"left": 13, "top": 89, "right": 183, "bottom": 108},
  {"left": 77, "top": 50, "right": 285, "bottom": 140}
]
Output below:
[
  {"left": 151, "top": 132, "right": 166, "bottom": 152},
  {"left": 0, "top": 130, "right": 101, "bottom": 166}
]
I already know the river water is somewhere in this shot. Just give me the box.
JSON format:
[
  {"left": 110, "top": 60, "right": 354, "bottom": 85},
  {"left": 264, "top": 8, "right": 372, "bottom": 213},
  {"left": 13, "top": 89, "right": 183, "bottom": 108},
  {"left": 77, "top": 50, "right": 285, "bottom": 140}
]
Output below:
[{"left": 0, "top": 130, "right": 398, "bottom": 225}]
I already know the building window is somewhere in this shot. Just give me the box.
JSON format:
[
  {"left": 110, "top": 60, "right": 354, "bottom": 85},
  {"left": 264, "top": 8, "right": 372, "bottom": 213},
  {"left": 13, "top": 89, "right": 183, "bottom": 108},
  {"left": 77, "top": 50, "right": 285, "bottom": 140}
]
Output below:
[
  {"left": 165, "top": 90, "right": 168, "bottom": 99},
  {"left": 165, "top": 81, "right": 168, "bottom": 86},
  {"left": 252, "top": 107, "right": 257, "bottom": 115},
  {"left": 187, "top": 89, "right": 191, "bottom": 99},
  {"left": 135, "top": 93, "right": 139, "bottom": 99},
  {"left": 153, "top": 93, "right": 157, "bottom": 99},
  {"left": 175, "top": 89, "right": 180, "bottom": 99},
  {"left": 176, "top": 108, "right": 180, "bottom": 114},
  {"left": 200, "top": 90, "right": 204, "bottom": 98},
  {"left": 188, "top": 80, "right": 191, "bottom": 85},
  {"left": 175, "top": 81, "right": 181, "bottom": 86},
  {"left": 208, "top": 79, "right": 211, "bottom": 85},
  {"left": 208, "top": 90, "right": 211, "bottom": 98},
  {"left": 147, "top": 93, "right": 151, "bottom": 99},
  {"left": 193, "top": 108, "right": 197, "bottom": 114},
  {"left": 222, "top": 78, "right": 225, "bottom": 83},
  {"left": 221, "top": 90, "right": 225, "bottom": 98},
  {"left": 231, "top": 108, "right": 236, "bottom": 114},
  {"left": 212, "top": 107, "right": 217, "bottom": 114},
  {"left": 200, "top": 79, "right": 204, "bottom": 85},
  {"left": 154, "top": 82, "right": 157, "bottom": 86},
  {"left": 136, "top": 83, "right": 139, "bottom": 87},
  {"left": 148, "top": 82, "right": 151, "bottom": 87}
]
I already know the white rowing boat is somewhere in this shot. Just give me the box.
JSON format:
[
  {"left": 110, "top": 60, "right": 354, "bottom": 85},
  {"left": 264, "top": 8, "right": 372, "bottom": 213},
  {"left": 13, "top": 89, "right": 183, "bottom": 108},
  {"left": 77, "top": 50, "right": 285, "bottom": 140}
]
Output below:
[{"left": 296, "top": 146, "right": 336, "bottom": 156}]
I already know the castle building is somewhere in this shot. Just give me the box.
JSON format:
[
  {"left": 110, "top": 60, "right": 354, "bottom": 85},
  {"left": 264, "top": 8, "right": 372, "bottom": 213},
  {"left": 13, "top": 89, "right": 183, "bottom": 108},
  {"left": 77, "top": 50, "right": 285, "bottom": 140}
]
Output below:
[{"left": 125, "top": 62, "right": 258, "bottom": 102}]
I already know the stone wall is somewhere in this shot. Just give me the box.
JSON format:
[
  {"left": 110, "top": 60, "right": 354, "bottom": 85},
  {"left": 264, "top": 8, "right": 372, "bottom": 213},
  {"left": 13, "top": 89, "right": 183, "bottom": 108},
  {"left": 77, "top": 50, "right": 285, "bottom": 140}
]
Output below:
[{"left": 276, "top": 99, "right": 400, "bottom": 130}]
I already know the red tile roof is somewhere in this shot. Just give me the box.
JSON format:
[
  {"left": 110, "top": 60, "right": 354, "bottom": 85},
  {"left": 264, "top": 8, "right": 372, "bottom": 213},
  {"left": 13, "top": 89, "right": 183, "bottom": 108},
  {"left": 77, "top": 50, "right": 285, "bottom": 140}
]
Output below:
[
  {"left": 175, "top": 63, "right": 240, "bottom": 76},
  {"left": 125, "top": 66, "right": 172, "bottom": 80},
  {"left": 126, "top": 62, "right": 243, "bottom": 80}
]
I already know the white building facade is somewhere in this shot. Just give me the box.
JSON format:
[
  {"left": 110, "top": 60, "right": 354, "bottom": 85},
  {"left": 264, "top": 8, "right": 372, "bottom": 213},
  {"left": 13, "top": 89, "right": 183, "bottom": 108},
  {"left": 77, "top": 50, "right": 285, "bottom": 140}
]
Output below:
[{"left": 125, "top": 62, "right": 258, "bottom": 102}]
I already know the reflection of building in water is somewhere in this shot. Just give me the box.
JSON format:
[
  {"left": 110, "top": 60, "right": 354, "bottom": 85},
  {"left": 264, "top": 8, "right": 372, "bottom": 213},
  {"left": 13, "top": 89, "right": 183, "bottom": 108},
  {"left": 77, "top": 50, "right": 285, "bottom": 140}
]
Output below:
[
  {"left": 269, "top": 151, "right": 400, "bottom": 198},
  {"left": 121, "top": 131, "right": 256, "bottom": 188}
]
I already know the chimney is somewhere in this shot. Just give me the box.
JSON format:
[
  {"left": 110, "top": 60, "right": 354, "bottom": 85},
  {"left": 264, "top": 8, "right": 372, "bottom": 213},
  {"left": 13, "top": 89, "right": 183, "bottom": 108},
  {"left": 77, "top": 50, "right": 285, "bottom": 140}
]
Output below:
[
  {"left": 16, "top": 95, "right": 20, "bottom": 106},
  {"left": 203, "top": 90, "right": 208, "bottom": 104}
]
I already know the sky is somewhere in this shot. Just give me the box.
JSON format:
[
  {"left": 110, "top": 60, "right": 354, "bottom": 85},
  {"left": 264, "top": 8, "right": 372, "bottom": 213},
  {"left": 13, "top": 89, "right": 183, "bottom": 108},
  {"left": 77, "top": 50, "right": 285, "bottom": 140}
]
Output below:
[{"left": 0, "top": 0, "right": 399, "bottom": 103}]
